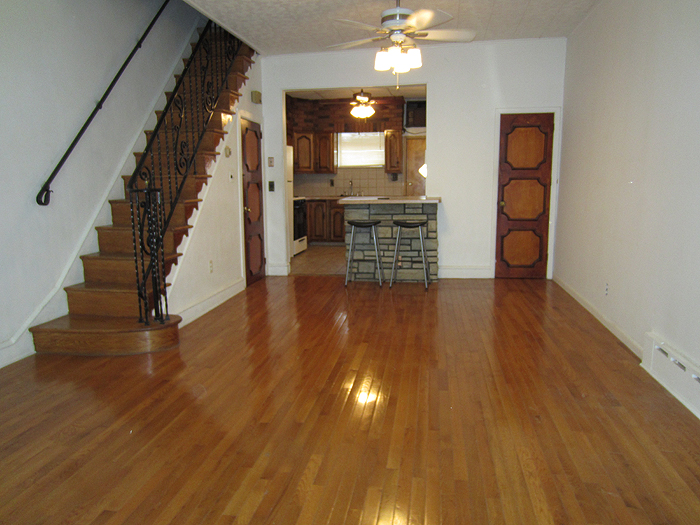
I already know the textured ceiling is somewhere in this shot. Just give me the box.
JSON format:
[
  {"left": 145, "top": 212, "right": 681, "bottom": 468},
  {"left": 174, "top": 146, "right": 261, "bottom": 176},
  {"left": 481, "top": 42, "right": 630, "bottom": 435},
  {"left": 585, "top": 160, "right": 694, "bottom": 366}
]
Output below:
[{"left": 183, "top": 0, "right": 599, "bottom": 56}]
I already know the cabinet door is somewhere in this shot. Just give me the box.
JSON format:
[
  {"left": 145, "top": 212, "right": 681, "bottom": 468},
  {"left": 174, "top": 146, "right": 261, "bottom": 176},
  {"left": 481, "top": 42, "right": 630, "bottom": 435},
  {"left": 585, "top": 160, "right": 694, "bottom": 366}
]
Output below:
[
  {"left": 329, "top": 201, "right": 345, "bottom": 242},
  {"left": 306, "top": 200, "right": 327, "bottom": 242},
  {"left": 384, "top": 130, "right": 403, "bottom": 173},
  {"left": 294, "top": 132, "right": 314, "bottom": 172},
  {"left": 315, "top": 133, "right": 336, "bottom": 174}
]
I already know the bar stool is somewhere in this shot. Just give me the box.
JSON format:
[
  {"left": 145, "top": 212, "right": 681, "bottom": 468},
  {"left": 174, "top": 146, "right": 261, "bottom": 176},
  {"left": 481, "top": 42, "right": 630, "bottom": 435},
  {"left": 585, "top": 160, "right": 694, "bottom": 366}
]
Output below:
[
  {"left": 345, "top": 219, "right": 384, "bottom": 286},
  {"left": 390, "top": 219, "right": 430, "bottom": 289}
]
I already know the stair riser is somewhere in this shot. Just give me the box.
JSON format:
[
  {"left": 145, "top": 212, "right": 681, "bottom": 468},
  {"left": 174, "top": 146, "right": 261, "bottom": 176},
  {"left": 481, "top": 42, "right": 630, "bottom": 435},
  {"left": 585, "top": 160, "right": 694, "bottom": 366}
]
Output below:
[
  {"left": 97, "top": 228, "right": 183, "bottom": 255},
  {"left": 155, "top": 109, "right": 233, "bottom": 132},
  {"left": 82, "top": 257, "right": 178, "bottom": 286},
  {"left": 173, "top": 72, "right": 248, "bottom": 96},
  {"left": 182, "top": 55, "right": 253, "bottom": 75},
  {"left": 66, "top": 290, "right": 151, "bottom": 318},
  {"left": 133, "top": 152, "right": 216, "bottom": 174},
  {"left": 166, "top": 87, "right": 241, "bottom": 113},
  {"left": 123, "top": 175, "right": 208, "bottom": 201},
  {"left": 110, "top": 201, "right": 188, "bottom": 228},
  {"left": 31, "top": 323, "right": 179, "bottom": 356},
  {"left": 145, "top": 129, "right": 225, "bottom": 153}
]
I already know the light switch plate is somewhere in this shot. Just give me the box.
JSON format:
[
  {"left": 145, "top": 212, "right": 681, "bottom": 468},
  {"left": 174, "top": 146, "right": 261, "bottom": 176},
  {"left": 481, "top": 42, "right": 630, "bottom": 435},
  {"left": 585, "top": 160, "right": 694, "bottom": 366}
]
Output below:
[{"left": 267, "top": 157, "right": 274, "bottom": 167}]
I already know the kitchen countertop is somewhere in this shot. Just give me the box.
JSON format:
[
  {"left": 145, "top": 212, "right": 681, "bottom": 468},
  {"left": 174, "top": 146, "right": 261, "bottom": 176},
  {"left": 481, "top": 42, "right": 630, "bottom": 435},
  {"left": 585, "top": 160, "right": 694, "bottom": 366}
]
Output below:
[{"left": 337, "top": 196, "right": 442, "bottom": 205}]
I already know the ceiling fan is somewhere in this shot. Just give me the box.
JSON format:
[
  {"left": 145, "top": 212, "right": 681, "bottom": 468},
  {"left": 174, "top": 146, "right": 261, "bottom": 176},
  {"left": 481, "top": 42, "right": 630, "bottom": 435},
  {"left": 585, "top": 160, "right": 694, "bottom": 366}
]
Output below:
[{"left": 330, "top": 0, "right": 476, "bottom": 51}]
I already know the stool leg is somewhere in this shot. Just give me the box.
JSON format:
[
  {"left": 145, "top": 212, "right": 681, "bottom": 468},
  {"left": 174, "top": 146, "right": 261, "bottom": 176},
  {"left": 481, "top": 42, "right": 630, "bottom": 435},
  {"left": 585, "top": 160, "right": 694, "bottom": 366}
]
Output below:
[
  {"left": 344, "top": 225, "right": 356, "bottom": 286},
  {"left": 390, "top": 226, "right": 402, "bottom": 288},
  {"left": 418, "top": 224, "right": 430, "bottom": 289},
  {"left": 371, "top": 225, "right": 383, "bottom": 286}
]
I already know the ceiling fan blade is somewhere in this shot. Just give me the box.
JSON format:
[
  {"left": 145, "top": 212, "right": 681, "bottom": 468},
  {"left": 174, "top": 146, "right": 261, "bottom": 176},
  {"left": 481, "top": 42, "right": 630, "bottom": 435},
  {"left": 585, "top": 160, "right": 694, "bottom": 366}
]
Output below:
[
  {"left": 406, "top": 9, "right": 453, "bottom": 31},
  {"left": 327, "top": 35, "right": 389, "bottom": 50},
  {"left": 334, "top": 18, "right": 386, "bottom": 33},
  {"left": 413, "top": 29, "right": 476, "bottom": 42}
]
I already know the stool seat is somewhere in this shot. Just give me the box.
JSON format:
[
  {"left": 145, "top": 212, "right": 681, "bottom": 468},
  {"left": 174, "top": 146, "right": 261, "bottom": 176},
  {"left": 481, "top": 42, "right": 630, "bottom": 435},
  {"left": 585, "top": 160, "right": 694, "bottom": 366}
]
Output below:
[
  {"left": 393, "top": 219, "right": 427, "bottom": 228},
  {"left": 347, "top": 219, "right": 381, "bottom": 228}
]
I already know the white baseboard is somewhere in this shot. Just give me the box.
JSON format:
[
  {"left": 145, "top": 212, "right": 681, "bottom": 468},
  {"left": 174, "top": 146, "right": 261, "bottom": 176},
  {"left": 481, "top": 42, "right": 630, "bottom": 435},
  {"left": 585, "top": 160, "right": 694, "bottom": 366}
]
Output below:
[
  {"left": 438, "top": 265, "right": 493, "bottom": 279},
  {"left": 553, "top": 277, "right": 643, "bottom": 359},
  {"left": 266, "top": 263, "right": 291, "bottom": 276},
  {"left": 175, "top": 279, "right": 246, "bottom": 327}
]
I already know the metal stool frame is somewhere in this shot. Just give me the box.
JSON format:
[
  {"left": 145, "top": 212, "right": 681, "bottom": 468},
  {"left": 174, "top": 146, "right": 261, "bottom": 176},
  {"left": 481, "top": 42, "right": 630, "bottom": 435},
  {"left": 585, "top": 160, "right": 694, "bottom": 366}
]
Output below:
[
  {"left": 390, "top": 219, "right": 430, "bottom": 289},
  {"left": 345, "top": 220, "right": 384, "bottom": 286}
]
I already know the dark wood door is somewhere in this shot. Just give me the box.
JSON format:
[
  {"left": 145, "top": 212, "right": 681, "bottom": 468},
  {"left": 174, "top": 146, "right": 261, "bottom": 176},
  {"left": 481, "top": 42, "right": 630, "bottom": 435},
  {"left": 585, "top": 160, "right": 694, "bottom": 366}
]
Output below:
[
  {"left": 405, "top": 137, "right": 426, "bottom": 196},
  {"left": 495, "top": 113, "right": 554, "bottom": 278},
  {"left": 242, "top": 119, "right": 265, "bottom": 285}
]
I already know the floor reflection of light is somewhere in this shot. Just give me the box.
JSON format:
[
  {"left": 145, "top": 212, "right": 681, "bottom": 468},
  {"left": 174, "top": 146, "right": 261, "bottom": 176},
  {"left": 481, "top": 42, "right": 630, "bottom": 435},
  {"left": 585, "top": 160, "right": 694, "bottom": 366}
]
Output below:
[{"left": 357, "top": 392, "right": 377, "bottom": 404}]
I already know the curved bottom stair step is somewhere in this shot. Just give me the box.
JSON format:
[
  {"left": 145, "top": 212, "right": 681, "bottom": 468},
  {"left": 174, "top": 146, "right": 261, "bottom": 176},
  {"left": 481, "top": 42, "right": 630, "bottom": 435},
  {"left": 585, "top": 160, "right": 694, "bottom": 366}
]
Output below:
[{"left": 29, "top": 315, "right": 181, "bottom": 356}]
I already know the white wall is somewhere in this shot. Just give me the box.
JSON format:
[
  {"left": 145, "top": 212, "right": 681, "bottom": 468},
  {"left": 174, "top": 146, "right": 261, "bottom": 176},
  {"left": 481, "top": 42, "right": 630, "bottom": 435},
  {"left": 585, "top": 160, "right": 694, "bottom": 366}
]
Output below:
[
  {"left": 0, "top": 0, "right": 203, "bottom": 367},
  {"left": 555, "top": 0, "right": 700, "bottom": 362},
  {"left": 261, "top": 39, "right": 566, "bottom": 276},
  {"left": 167, "top": 56, "right": 264, "bottom": 324}
]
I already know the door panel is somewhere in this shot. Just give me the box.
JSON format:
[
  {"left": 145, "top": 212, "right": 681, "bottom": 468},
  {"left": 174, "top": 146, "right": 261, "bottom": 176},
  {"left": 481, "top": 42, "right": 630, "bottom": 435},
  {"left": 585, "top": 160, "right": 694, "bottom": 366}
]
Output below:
[
  {"left": 495, "top": 113, "right": 554, "bottom": 278},
  {"left": 242, "top": 119, "right": 265, "bottom": 285}
]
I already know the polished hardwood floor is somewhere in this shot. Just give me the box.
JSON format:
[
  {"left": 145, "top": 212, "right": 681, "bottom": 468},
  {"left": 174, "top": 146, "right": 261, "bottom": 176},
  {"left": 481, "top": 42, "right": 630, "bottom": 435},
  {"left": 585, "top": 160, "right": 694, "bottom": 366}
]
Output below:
[{"left": 3, "top": 277, "right": 700, "bottom": 524}]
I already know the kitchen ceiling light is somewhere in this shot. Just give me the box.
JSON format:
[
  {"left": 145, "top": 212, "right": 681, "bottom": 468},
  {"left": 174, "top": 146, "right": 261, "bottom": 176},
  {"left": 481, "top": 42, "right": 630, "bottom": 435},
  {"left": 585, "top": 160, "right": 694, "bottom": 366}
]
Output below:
[{"left": 350, "top": 90, "right": 376, "bottom": 119}]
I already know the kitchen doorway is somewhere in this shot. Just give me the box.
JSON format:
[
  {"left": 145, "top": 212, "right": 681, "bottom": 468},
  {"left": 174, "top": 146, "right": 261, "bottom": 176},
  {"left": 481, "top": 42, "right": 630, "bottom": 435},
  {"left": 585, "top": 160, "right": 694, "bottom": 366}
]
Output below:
[{"left": 286, "top": 84, "right": 426, "bottom": 275}]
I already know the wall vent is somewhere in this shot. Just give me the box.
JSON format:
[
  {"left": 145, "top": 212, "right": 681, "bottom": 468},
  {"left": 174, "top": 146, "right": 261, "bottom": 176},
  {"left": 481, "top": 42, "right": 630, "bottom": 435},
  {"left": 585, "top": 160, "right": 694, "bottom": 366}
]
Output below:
[{"left": 643, "top": 332, "right": 700, "bottom": 419}]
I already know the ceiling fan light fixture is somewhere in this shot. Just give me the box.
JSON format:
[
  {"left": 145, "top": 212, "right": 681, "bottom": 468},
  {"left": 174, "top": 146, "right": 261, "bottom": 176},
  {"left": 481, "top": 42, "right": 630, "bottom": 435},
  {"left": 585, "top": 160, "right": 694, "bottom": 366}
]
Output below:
[
  {"left": 374, "top": 49, "right": 391, "bottom": 71},
  {"left": 407, "top": 47, "right": 422, "bottom": 68},
  {"left": 350, "top": 104, "right": 375, "bottom": 119},
  {"left": 375, "top": 44, "right": 422, "bottom": 75}
]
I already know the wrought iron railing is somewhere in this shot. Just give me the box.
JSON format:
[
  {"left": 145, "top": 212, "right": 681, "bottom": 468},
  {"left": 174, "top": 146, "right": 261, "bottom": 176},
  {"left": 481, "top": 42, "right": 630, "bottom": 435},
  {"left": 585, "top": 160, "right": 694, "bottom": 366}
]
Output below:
[{"left": 128, "top": 22, "right": 244, "bottom": 324}]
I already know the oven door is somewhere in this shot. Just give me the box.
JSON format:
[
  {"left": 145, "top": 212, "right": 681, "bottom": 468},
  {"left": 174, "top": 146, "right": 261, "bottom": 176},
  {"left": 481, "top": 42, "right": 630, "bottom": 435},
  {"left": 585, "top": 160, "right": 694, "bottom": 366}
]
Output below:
[{"left": 293, "top": 199, "right": 307, "bottom": 254}]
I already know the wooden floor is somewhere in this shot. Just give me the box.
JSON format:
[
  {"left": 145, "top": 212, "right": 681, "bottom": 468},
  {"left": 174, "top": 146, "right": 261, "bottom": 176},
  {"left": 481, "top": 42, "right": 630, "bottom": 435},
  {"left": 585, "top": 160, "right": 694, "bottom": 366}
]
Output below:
[
  {"left": 290, "top": 245, "right": 346, "bottom": 276},
  {"left": 3, "top": 277, "right": 700, "bottom": 524}
]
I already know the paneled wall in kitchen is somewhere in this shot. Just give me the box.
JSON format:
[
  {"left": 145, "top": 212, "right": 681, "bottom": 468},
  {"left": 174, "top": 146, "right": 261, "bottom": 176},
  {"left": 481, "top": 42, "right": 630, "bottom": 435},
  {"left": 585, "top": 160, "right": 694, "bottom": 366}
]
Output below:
[{"left": 293, "top": 167, "right": 405, "bottom": 198}]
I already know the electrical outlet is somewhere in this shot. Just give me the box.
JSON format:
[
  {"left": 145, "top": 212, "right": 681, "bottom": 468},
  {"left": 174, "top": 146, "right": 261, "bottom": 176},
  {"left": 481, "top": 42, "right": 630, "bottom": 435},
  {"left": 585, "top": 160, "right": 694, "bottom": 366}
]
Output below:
[
  {"left": 209, "top": 260, "right": 213, "bottom": 273},
  {"left": 605, "top": 282, "right": 609, "bottom": 295}
]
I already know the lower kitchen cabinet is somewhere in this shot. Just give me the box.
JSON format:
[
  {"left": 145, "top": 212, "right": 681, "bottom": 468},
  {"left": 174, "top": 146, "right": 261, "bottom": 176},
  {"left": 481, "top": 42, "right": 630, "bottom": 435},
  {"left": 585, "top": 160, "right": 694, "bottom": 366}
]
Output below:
[{"left": 306, "top": 199, "right": 344, "bottom": 243}]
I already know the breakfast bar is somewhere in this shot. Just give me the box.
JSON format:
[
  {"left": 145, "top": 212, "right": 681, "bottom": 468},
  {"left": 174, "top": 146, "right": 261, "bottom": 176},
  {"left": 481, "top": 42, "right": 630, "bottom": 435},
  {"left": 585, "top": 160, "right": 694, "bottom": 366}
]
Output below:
[{"left": 338, "top": 196, "right": 441, "bottom": 283}]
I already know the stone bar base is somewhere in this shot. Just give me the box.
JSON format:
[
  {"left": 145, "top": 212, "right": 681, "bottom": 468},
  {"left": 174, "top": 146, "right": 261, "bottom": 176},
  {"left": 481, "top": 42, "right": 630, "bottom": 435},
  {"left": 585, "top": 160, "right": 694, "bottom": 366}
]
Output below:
[{"left": 344, "top": 203, "right": 438, "bottom": 283}]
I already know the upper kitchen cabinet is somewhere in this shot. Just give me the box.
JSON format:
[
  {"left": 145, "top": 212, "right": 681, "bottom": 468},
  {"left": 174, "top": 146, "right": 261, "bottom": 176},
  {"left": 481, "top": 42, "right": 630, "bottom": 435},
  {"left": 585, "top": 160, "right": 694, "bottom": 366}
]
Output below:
[
  {"left": 384, "top": 130, "right": 403, "bottom": 173},
  {"left": 293, "top": 132, "right": 337, "bottom": 174},
  {"left": 315, "top": 133, "right": 336, "bottom": 173},
  {"left": 293, "top": 132, "right": 314, "bottom": 173}
]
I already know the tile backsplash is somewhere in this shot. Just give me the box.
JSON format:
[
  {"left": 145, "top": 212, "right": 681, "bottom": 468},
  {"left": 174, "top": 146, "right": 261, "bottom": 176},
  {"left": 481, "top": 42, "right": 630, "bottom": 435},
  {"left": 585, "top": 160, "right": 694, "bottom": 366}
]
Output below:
[{"left": 294, "top": 167, "right": 405, "bottom": 197}]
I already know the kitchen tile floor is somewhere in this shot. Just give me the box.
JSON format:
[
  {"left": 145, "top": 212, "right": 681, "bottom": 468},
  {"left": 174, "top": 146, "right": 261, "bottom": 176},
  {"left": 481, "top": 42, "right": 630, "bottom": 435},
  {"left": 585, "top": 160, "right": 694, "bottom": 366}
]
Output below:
[{"left": 290, "top": 244, "right": 346, "bottom": 275}]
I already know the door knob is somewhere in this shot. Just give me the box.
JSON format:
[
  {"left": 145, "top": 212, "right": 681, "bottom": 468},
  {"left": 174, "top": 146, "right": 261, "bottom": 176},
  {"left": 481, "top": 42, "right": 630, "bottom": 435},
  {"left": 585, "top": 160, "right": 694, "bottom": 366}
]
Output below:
[
  {"left": 499, "top": 201, "right": 506, "bottom": 206},
  {"left": 244, "top": 206, "right": 251, "bottom": 213}
]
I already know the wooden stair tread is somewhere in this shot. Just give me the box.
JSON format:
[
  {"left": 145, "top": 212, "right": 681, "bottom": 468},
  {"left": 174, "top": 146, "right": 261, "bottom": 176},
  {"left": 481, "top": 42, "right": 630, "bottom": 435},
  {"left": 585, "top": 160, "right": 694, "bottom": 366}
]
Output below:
[{"left": 30, "top": 314, "right": 181, "bottom": 335}]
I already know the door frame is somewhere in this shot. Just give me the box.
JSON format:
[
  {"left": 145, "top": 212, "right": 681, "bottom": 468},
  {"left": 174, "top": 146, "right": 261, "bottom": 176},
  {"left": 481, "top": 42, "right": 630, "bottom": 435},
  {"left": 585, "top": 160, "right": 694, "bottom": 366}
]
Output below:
[{"left": 491, "top": 107, "right": 563, "bottom": 279}]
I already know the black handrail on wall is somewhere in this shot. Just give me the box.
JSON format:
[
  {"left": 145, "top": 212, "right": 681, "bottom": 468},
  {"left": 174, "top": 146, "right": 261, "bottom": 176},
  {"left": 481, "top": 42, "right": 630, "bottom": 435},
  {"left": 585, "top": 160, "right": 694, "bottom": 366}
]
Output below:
[
  {"left": 35, "top": 0, "right": 171, "bottom": 206},
  {"left": 128, "top": 22, "right": 244, "bottom": 324}
]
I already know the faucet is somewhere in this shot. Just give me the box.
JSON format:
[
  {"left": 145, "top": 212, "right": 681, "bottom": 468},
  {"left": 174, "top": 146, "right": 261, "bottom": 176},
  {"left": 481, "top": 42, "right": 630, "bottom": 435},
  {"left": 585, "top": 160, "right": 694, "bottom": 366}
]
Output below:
[{"left": 349, "top": 180, "right": 354, "bottom": 196}]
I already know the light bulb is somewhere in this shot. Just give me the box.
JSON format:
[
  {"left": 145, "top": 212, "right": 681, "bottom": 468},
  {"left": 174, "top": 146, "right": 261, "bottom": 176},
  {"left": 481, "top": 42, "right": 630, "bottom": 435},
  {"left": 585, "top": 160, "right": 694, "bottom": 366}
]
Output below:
[
  {"left": 407, "top": 47, "right": 422, "bottom": 69},
  {"left": 374, "top": 50, "right": 390, "bottom": 71}
]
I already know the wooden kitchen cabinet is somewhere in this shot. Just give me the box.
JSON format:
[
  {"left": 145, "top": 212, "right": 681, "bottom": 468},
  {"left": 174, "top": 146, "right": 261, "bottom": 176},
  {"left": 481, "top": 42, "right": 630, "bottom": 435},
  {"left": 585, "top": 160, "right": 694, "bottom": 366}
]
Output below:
[
  {"left": 293, "top": 132, "right": 336, "bottom": 174},
  {"left": 293, "top": 132, "right": 314, "bottom": 172},
  {"left": 329, "top": 200, "right": 345, "bottom": 242},
  {"left": 306, "top": 199, "right": 344, "bottom": 243},
  {"left": 315, "top": 133, "right": 336, "bottom": 173},
  {"left": 384, "top": 130, "right": 403, "bottom": 173},
  {"left": 306, "top": 200, "right": 327, "bottom": 242}
]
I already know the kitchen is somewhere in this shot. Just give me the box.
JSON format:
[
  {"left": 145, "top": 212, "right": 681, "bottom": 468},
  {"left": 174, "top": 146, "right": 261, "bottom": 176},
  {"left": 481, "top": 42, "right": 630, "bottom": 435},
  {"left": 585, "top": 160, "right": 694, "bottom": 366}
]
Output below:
[{"left": 285, "top": 84, "right": 428, "bottom": 276}]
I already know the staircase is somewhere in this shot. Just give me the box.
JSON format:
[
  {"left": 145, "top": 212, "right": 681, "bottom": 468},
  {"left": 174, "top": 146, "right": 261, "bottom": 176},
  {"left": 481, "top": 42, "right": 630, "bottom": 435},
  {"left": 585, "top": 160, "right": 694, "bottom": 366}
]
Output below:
[{"left": 30, "top": 23, "right": 255, "bottom": 356}]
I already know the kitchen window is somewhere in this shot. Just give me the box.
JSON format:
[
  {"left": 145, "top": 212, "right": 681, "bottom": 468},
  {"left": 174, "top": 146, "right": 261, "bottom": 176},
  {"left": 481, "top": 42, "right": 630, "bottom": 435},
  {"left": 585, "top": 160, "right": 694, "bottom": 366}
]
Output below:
[{"left": 337, "top": 132, "right": 385, "bottom": 167}]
